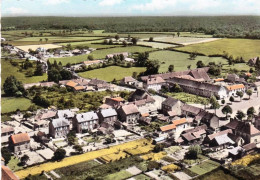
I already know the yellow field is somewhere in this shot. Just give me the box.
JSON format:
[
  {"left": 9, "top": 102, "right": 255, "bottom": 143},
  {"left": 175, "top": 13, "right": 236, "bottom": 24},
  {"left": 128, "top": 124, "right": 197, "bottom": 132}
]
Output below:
[
  {"left": 99, "top": 152, "right": 129, "bottom": 163},
  {"left": 124, "top": 143, "right": 154, "bottom": 155},
  {"left": 161, "top": 164, "right": 180, "bottom": 173},
  {"left": 232, "top": 154, "right": 260, "bottom": 166},
  {"left": 141, "top": 151, "right": 166, "bottom": 161},
  {"left": 15, "top": 138, "right": 151, "bottom": 179},
  {"left": 16, "top": 44, "right": 62, "bottom": 52}
]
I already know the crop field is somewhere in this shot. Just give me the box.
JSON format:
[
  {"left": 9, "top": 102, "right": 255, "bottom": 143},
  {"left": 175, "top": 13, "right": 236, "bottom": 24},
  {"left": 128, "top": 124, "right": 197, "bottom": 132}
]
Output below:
[
  {"left": 1, "top": 97, "right": 34, "bottom": 114},
  {"left": 99, "top": 152, "right": 129, "bottom": 163},
  {"left": 16, "top": 44, "right": 62, "bottom": 52},
  {"left": 137, "top": 41, "right": 177, "bottom": 49},
  {"left": 176, "top": 38, "right": 260, "bottom": 60},
  {"left": 16, "top": 36, "right": 104, "bottom": 42},
  {"left": 143, "top": 36, "right": 220, "bottom": 45},
  {"left": 1, "top": 59, "right": 47, "bottom": 88},
  {"left": 149, "top": 50, "right": 227, "bottom": 72},
  {"left": 141, "top": 151, "right": 166, "bottom": 161},
  {"left": 14, "top": 138, "right": 151, "bottom": 178},
  {"left": 188, "top": 160, "right": 220, "bottom": 176},
  {"left": 50, "top": 46, "right": 155, "bottom": 64},
  {"left": 78, "top": 66, "right": 146, "bottom": 82},
  {"left": 59, "top": 40, "right": 123, "bottom": 49},
  {"left": 104, "top": 170, "right": 132, "bottom": 180}
]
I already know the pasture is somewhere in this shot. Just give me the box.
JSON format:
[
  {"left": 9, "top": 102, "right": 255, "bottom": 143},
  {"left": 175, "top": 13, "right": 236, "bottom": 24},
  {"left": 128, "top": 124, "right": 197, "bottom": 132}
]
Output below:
[
  {"left": 49, "top": 46, "right": 155, "bottom": 64},
  {"left": 1, "top": 97, "right": 33, "bottom": 114},
  {"left": 78, "top": 66, "right": 146, "bottom": 82},
  {"left": 176, "top": 38, "right": 260, "bottom": 60},
  {"left": 1, "top": 59, "right": 47, "bottom": 88},
  {"left": 149, "top": 50, "right": 227, "bottom": 72}
]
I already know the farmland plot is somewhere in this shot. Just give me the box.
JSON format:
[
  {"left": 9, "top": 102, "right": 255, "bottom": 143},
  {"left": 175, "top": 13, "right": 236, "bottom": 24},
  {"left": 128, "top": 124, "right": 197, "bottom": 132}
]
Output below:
[
  {"left": 137, "top": 41, "right": 177, "bottom": 49},
  {"left": 16, "top": 44, "right": 62, "bottom": 52}
]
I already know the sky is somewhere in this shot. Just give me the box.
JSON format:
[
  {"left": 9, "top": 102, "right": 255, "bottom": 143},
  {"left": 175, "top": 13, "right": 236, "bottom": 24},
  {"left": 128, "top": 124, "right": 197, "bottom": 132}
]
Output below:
[{"left": 2, "top": 0, "right": 260, "bottom": 17}]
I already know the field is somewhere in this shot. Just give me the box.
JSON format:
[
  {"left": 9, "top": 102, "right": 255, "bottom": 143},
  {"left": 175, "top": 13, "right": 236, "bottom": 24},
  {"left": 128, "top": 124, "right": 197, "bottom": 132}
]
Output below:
[
  {"left": 166, "top": 92, "right": 209, "bottom": 105},
  {"left": 78, "top": 66, "right": 146, "bottom": 82},
  {"left": 143, "top": 36, "right": 220, "bottom": 45},
  {"left": 58, "top": 40, "right": 123, "bottom": 49},
  {"left": 16, "top": 36, "right": 104, "bottom": 42},
  {"left": 7, "top": 156, "right": 23, "bottom": 172},
  {"left": 137, "top": 41, "right": 177, "bottom": 49},
  {"left": 16, "top": 44, "right": 62, "bottom": 52},
  {"left": 1, "top": 59, "right": 47, "bottom": 88},
  {"left": 188, "top": 160, "right": 220, "bottom": 176},
  {"left": 14, "top": 138, "right": 152, "bottom": 178},
  {"left": 49, "top": 46, "right": 155, "bottom": 64},
  {"left": 176, "top": 38, "right": 260, "bottom": 60},
  {"left": 104, "top": 170, "right": 132, "bottom": 180},
  {"left": 1, "top": 97, "right": 33, "bottom": 114},
  {"left": 195, "top": 169, "right": 237, "bottom": 180},
  {"left": 149, "top": 50, "right": 227, "bottom": 72}
]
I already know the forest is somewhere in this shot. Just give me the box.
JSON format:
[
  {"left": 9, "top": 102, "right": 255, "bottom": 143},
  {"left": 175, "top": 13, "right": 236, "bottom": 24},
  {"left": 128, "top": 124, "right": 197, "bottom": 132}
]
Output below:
[{"left": 2, "top": 16, "right": 260, "bottom": 39}]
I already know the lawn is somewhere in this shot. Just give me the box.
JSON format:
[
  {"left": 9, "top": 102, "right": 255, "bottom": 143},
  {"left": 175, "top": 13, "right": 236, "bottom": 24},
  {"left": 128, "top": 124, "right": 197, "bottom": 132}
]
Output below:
[
  {"left": 1, "top": 97, "right": 34, "bottom": 114},
  {"left": 7, "top": 156, "right": 23, "bottom": 172},
  {"left": 104, "top": 170, "right": 132, "bottom": 180},
  {"left": 166, "top": 92, "right": 209, "bottom": 105},
  {"left": 188, "top": 160, "right": 220, "bottom": 176},
  {"left": 78, "top": 66, "right": 146, "bottom": 82},
  {"left": 176, "top": 38, "right": 260, "bottom": 60},
  {"left": 49, "top": 46, "right": 155, "bottom": 64},
  {"left": 1, "top": 59, "right": 47, "bottom": 88},
  {"left": 15, "top": 139, "right": 152, "bottom": 179},
  {"left": 149, "top": 50, "right": 227, "bottom": 72}
]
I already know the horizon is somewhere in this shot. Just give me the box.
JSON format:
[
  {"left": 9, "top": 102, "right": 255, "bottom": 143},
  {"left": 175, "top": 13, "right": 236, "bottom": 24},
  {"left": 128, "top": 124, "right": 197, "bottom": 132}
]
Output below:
[{"left": 2, "top": 0, "right": 260, "bottom": 17}]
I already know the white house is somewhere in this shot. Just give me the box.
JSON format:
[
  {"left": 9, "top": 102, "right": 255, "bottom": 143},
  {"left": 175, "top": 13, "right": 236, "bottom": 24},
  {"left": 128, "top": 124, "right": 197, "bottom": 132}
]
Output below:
[
  {"left": 144, "top": 76, "right": 165, "bottom": 92},
  {"left": 226, "top": 84, "right": 246, "bottom": 96},
  {"left": 160, "top": 118, "right": 189, "bottom": 139}
]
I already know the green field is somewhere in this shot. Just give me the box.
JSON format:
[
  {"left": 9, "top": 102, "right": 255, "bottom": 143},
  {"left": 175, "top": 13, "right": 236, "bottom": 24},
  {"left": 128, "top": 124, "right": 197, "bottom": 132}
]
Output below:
[
  {"left": 49, "top": 46, "right": 155, "bottom": 64},
  {"left": 1, "top": 97, "right": 33, "bottom": 114},
  {"left": 16, "top": 36, "right": 104, "bottom": 42},
  {"left": 188, "top": 160, "right": 220, "bottom": 176},
  {"left": 78, "top": 66, "right": 146, "bottom": 82},
  {"left": 195, "top": 169, "right": 237, "bottom": 180},
  {"left": 104, "top": 170, "right": 132, "bottom": 180},
  {"left": 1, "top": 59, "right": 47, "bottom": 88},
  {"left": 149, "top": 50, "right": 227, "bottom": 72},
  {"left": 176, "top": 38, "right": 260, "bottom": 60},
  {"left": 59, "top": 40, "right": 123, "bottom": 49},
  {"left": 7, "top": 156, "right": 23, "bottom": 172}
]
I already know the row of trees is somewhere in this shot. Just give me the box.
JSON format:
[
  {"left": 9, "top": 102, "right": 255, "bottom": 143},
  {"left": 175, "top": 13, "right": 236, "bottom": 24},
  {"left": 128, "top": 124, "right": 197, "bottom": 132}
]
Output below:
[{"left": 47, "top": 60, "right": 73, "bottom": 83}]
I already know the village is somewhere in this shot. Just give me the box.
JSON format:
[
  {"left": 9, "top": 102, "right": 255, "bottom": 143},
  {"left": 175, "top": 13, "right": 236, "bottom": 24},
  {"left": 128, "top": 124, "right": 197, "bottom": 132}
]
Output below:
[{"left": 2, "top": 40, "right": 260, "bottom": 179}]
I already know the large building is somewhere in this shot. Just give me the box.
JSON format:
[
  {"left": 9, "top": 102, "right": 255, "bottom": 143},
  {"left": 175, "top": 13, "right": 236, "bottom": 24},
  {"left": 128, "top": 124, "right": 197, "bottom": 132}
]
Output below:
[
  {"left": 161, "top": 97, "right": 183, "bottom": 116},
  {"left": 167, "top": 77, "right": 228, "bottom": 99},
  {"left": 9, "top": 133, "right": 30, "bottom": 153},
  {"left": 117, "top": 104, "right": 140, "bottom": 124},
  {"left": 49, "top": 118, "right": 70, "bottom": 138},
  {"left": 73, "top": 111, "right": 99, "bottom": 133}
]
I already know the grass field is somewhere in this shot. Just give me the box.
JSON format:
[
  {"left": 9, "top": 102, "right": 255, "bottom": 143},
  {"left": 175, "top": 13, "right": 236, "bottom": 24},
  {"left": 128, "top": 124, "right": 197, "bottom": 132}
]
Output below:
[
  {"left": 78, "top": 66, "right": 146, "bottom": 82},
  {"left": 104, "top": 170, "right": 132, "bottom": 180},
  {"left": 166, "top": 92, "right": 209, "bottom": 104},
  {"left": 59, "top": 40, "right": 123, "bottom": 49},
  {"left": 16, "top": 36, "right": 104, "bottom": 42},
  {"left": 49, "top": 46, "right": 155, "bottom": 64},
  {"left": 149, "top": 50, "right": 227, "bottom": 72},
  {"left": 195, "top": 169, "right": 237, "bottom": 180},
  {"left": 188, "top": 160, "right": 220, "bottom": 176},
  {"left": 176, "top": 38, "right": 260, "bottom": 60},
  {"left": 138, "top": 41, "right": 177, "bottom": 49},
  {"left": 7, "top": 156, "right": 23, "bottom": 172},
  {"left": 1, "top": 59, "right": 47, "bottom": 88},
  {"left": 15, "top": 139, "right": 151, "bottom": 178},
  {"left": 1, "top": 97, "right": 33, "bottom": 114}
]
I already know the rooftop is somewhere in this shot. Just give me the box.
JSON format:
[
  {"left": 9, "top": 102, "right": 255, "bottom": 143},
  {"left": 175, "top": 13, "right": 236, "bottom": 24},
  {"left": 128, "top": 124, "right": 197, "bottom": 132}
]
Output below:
[
  {"left": 11, "top": 133, "right": 30, "bottom": 144},
  {"left": 226, "top": 84, "right": 245, "bottom": 91}
]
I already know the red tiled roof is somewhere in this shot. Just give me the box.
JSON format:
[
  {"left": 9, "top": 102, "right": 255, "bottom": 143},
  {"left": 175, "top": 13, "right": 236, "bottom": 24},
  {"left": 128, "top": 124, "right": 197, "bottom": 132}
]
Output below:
[
  {"left": 73, "top": 86, "right": 85, "bottom": 91},
  {"left": 11, "top": 133, "right": 30, "bottom": 144},
  {"left": 226, "top": 84, "right": 245, "bottom": 91},
  {"left": 1, "top": 165, "right": 19, "bottom": 180},
  {"left": 172, "top": 118, "right": 187, "bottom": 126},
  {"left": 66, "top": 81, "right": 78, "bottom": 87},
  {"left": 160, "top": 124, "right": 176, "bottom": 132},
  {"left": 111, "top": 97, "right": 125, "bottom": 102}
]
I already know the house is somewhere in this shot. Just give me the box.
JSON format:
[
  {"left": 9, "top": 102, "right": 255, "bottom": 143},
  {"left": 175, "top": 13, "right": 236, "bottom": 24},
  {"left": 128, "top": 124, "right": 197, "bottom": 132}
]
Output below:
[
  {"left": 227, "top": 133, "right": 244, "bottom": 146},
  {"left": 195, "top": 110, "right": 220, "bottom": 129},
  {"left": 106, "top": 52, "right": 128, "bottom": 59},
  {"left": 28, "top": 56, "right": 38, "bottom": 61},
  {"left": 88, "top": 79, "right": 110, "bottom": 91},
  {"left": 161, "top": 97, "right": 183, "bottom": 116},
  {"left": 204, "top": 129, "right": 233, "bottom": 145},
  {"left": 1, "top": 165, "right": 19, "bottom": 180},
  {"left": 49, "top": 118, "right": 70, "bottom": 138},
  {"left": 128, "top": 89, "right": 152, "bottom": 101},
  {"left": 72, "top": 49, "right": 82, "bottom": 55},
  {"left": 181, "top": 104, "right": 203, "bottom": 116},
  {"left": 226, "top": 84, "right": 245, "bottom": 96},
  {"left": 124, "top": 58, "right": 135, "bottom": 62},
  {"left": 35, "top": 109, "right": 57, "bottom": 121},
  {"left": 23, "top": 82, "right": 57, "bottom": 90},
  {"left": 144, "top": 76, "right": 165, "bottom": 91},
  {"left": 56, "top": 109, "right": 75, "bottom": 128},
  {"left": 33, "top": 120, "right": 49, "bottom": 130},
  {"left": 66, "top": 81, "right": 78, "bottom": 89},
  {"left": 35, "top": 131, "right": 50, "bottom": 143},
  {"left": 242, "top": 143, "right": 257, "bottom": 154},
  {"left": 248, "top": 57, "right": 259, "bottom": 66},
  {"left": 98, "top": 108, "right": 118, "bottom": 126},
  {"left": 167, "top": 77, "right": 228, "bottom": 98},
  {"left": 104, "top": 97, "right": 125, "bottom": 108},
  {"left": 228, "top": 146, "right": 243, "bottom": 159},
  {"left": 117, "top": 104, "right": 140, "bottom": 124},
  {"left": 182, "top": 124, "right": 207, "bottom": 143},
  {"left": 211, "top": 134, "right": 235, "bottom": 148},
  {"left": 120, "top": 76, "right": 138, "bottom": 86},
  {"left": 9, "top": 133, "right": 30, "bottom": 153},
  {"left": 1, "top": 126, "right": 14, "bottom": 137},
  {"left": 73, "top": 111, "right": 99, "bottom": 133},
  {"left": 73, "top": 86, "right": 85, "bottom": 91},
  {"left": 160, "top": 118, "right": 189, "bottom": 139}
]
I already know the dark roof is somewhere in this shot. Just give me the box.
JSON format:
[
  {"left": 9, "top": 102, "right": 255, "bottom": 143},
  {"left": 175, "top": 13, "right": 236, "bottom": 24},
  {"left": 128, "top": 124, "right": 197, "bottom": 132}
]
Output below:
[
  {"left": 189, "top": 68, "right": 210, "bottom": 81},
  {"left": 227, "top": 133, "right": 242, "bottom": 143},
  {"left": 225, "top": 120, "right": 240, "bottom": 130},
  {"left": 182, "top": 133, "right": 196, "bottom": 141},
  {"left": 88, "top": 79, "right": 108, "bottom": 86},
  {"left": 181, "top": 104, "right": 202, "bottom": 115},
  {"left": 184, "top": 124, "right": 207, "bottom": 133},
  {"left": 162, "top": 97, "right": 179, "bottom": 107},
  {"left": 120, "top": 104, "right": 139, "bottom": 115}
]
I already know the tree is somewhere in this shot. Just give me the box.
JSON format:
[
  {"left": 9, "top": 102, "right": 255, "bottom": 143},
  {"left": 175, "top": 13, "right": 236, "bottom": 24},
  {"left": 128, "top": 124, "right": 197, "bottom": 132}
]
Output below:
[
  {"left": 34, "top": 63, "right": 44, "bottom": 76},
  {"left": 1, "top": 147, "right": 11, "bottom": 163},
  {"left": 66, "top": 43, "right": 72, "bottom": 51},
  {"left": 147, "top": 161, "right": 160, "bottom": 171},
  {"left": 60, "top": 69, "right": 73, "bottom": 80},
  {"left": 145, "top": 60, "right": 160, "bottom": 75},
  {"left": 39, "top": 38, "right": 42, "bottom": 43},
  {"left": 136, "top": 52, "right": 149, "bottom": 67},
  {"left": 48, "top": 69, "right": 62, "bottom": 83},
  {"left": 247, "top": 107, "right": 256, "bottom": 117},
  {"left": 3, "top": 76, "right": 25, "bottom": 97},
  {"left": 246, "top": 89, "right": 252, "bottom": 99},
  {"left": 21, "top": 154, "right": 29, "bottom": 165},
  {"left": 196, "top": 60, "right": 205, "bottom": 68},
  {"left": 108, "top": 39, "right": 113, "bottom": 45},
  {"left": 52, "top": 148, "right": 66, "bottom": 161},
  {"left": 149, "top": 37, "right": 154, "bottom": 42},
  {"left": 221, "top": 99, "right": 225, "bottom": 104},
  {"left": 103, "top": 39, "right": 108, "bottom": 44},
  {"left": 73, "top": 145, "right": 83, "bottom": 154},
  {"left": 185, "top": 145, "right": 202, "bottom": 159},
  {"left": 222, "top": 105, "right": 233, "bottom": 119},
  {"left": 153, "top": 143, "right": 165, "bottom": 153},
  {"left": 171, "top": 83, "right": 183, "bottom": 93},
  {"left": 229, "top": 96, "right": 234, "bottom": 104},
  {"left": 132, "top": 72, "right": 138, "bottom": 79},
  {"left": 177, "top": 32, "right": 180, "bottom": 37},
  {"left": 236, "top": 91, "right": 244, "bottom": 101},
  {"left": 168, "top": 65, "right": 174, "bottom": 72},
  {"left": 187, "top": 65, "right": 191, "bottom": 70},
  {"left": 122, "top": 40, "right": 127, "bottom": 47},
  {"left": 210, "top": 96, "right": 220, "bottom": 114},
  {"left": 236, "top": 110, "right": 245, "bottom": 120},
  {"left": 45, "top": 38, "right": 48, "bottom": 43},
  {"left": 131, "top": 37, "right": 138, "bottom": 45},
  {"left": 88, "top": 55, "right": 94, "bottom": 60},
  {"left": 189, "top": 52, "right": 197, "bottom": 60},
  {"left": 115, "top": 35, "right": 120, "bottom": 41}
]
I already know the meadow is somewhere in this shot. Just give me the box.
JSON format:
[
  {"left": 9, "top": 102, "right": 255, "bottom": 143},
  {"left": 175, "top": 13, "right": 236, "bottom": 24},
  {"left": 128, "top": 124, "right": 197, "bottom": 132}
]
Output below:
[
  {"left": 176, "top": 38, "right": 260, "bottom": 60},
  {"left": 49, "top": 46, "right": 155, "bottom": 64},
  {"left": 1, "top": 97, "right": 33, "bottom": 114},
  {"left": 78, "top": 66, "right": 146, "bottom": 82},
  {"left": 1, "top": 59, "right": 47, "bottom": 88},
  {"left": 149, "top": 50, "right": 227, "bottom": 72}
]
